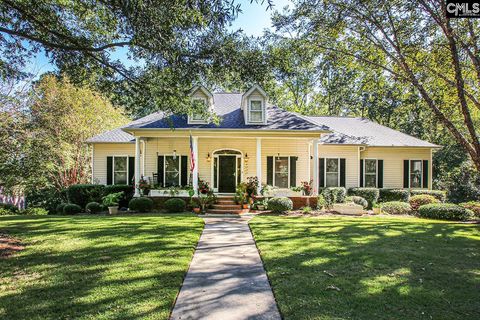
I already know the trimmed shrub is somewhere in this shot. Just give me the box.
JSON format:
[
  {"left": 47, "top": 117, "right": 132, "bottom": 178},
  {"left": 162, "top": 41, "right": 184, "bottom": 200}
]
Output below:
[
  {"left": 25, "top": 187, "right": 67, "bottom": 214},
  {"left": 267, "top": 197, "right": 293, "bottom": 213},
  {"left": 410, "top": 189, "right": 446, "bottom": 202},
  {"left": 317, "top": 195, "right": 326, "bottom": 210},
  {"left": 0, "top": 203, "right": 18, "bottom": 213},
  {"left": 86, "top": 202, "right": 102, "bottom": 214},
  {"left": 418, "top": 203, "right": 474, "bottom": 221},
  {"left": 350, "top": 196, "right": 368, "bottom": 209},
  {"left": 56, "top": 203, "right": 67, "bottom": 214},
  {"left": 380, "top": 201, "right": 411, "bottom": 215},
  {"left": 379, "top": 189, "right": 410, "bottom": 203},
  {"left": 22, "top": 207, "right": 48, "bottom": 215},
  {"left": 67, "top": 184, "right": 105, "bottom": 209},
  {"left": 348, "top": 188, "right": 379, "bottom": 209},
  {"left": 0, "top": 208, "right": 15, "bottom": 215},
  {"left": 128, "top": 197, "right": 154, "bottom": 213},
  {"left": 321, "top": 189, "right": 336, "bottom": 209},
  {"left": 164, "top": 198, "right": 186, "bottom": 213},
  {"left": 63, "top": 204, "right": 82, "bottom": 215},
  {"left": 459, "top": 201, "right": 480, "bottom": 217},
  {"left": 409, "top": 195, "right": 438, "bottom": 211},
  {"left": 103, "top": 185, "right": 134, "bottom": 208},
  {"left": 328, "top": 187, "right": 346, "bottom": 203}
]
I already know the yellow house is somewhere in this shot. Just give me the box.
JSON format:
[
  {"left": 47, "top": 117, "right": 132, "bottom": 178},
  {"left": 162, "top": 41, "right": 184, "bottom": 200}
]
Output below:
[{"left": 87, "top": 85, "right": 439, "bottom": 198}]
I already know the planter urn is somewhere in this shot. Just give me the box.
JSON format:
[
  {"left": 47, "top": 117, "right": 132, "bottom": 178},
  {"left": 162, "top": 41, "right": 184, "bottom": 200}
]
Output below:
[{"left": 108, "top": 206, "right": 119, "bottom": 215}]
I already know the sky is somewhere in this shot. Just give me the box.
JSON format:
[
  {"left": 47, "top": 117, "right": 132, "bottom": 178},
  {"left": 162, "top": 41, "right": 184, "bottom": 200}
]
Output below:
[{"left": 28, "top": 0, "right": 292, "bottom": 75}]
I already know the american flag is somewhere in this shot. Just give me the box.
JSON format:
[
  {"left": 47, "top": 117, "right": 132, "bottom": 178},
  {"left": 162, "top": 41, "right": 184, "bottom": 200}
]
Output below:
[{"left": 189, "top": 134, "right": 195, "bottom": 172}]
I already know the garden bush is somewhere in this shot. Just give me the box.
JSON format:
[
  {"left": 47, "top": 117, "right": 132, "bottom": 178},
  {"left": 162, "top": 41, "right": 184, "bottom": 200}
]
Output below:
[
  {"left": 0, "top": 203, "right": 18, "bottom": 213},
  {"left": 328, "top": 187, "right": 347, "bottom": 203},
  {"left": 25, "top": 187, "right": 67, "bottom": 214},
  {"left": 22, "top": 207, "right": 49, "bottom": 215},
  {"left": 379, "top": 189, "right": 410, "bottom": 202},
  {"left": 349, "top": 196, "right": 368, "bottom": 209},
  {"left": 459, "top": 201, "right": 480, "bottom": 217},
  {"left": 317, "top": 195, "right": 326, "bottom": 210},
  {"left": 164, "top": 198, "right": 186, "bottom": 213},
  {"left": 128, "top": 197, "right": 154, "bottom": 213},
  {"left": 418, "top": 203, "right": 474, "bottom": 221},
  {"left": 86, "top": 202, "right": 102, "bottom": 214},
  {"left": 103, "top": 185, "right": 134, "bottom": 208},
  {"left": 410, "top": 189, "right": 446, "bottom": 202},
  {"left": 0, "top": 208, "right": 15, "bottom": 215},
  {"left": 67, "top": 184, "right": 105, "bottom": 208},
  {"left": 63, "top": 204, "right": 82, "bottom": 215},
  {"left": 380, "top": 201, "right": 411, "bottom": 215},
  {"left": 409, "top": 195, "right": 438, "bottom": 211},
  {"left": 56, "top": 203, "right": 67, "bottom": 214},
  {"left": 348, "top": 188, "right": 379, "bottom": 209},
  {"left": 267, "top": 197, "right": 293, "bottom": 213},
  {"left": 321, "top": 189, "right": 336, "bottom": 209}
]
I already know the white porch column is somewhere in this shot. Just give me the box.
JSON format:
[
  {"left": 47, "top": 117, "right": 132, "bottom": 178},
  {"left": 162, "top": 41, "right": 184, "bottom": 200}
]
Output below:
[
  {"left": 312, "top": 139, "right": 319, "bottom": 195},
  {"left": 256, "top": 138, "right": 262, "bottom": 194},
  {"left": 192, "top": 136, "right": 199, "bottom": 195},
  {"left": 134, "top": 137, "right": 141, "bottom": 197}
]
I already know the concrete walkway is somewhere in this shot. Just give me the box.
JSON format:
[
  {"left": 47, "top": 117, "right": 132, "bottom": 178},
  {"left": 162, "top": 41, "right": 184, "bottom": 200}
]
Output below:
[{"left": 170, "top": 217, "right": 281, "bottom": 320}]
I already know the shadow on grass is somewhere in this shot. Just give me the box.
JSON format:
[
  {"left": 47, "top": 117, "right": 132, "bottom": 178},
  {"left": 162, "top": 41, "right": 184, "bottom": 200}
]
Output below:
[
  {"left": 0, "top": 214, "right": 203, "bottom": 320},
  {"left": 250, "top": 216, "right": 480, "bottom": 320}
]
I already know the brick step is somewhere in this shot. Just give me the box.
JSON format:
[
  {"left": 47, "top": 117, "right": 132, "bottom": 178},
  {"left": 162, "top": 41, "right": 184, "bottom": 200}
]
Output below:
[
  {"left": 216, "top": 200, "right": 237, "bottom": 205},
  {"left": 211, "top": 204, "right": 242, "bottom": 210},
  {"left": 205, "top": 209, "right": 249, "bottom": 215}
]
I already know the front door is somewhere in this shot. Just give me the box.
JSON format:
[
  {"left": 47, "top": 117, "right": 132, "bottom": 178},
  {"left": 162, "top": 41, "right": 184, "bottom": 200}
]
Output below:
[{"left": 218, "top": 156, "right": 236, "bottom": 193}]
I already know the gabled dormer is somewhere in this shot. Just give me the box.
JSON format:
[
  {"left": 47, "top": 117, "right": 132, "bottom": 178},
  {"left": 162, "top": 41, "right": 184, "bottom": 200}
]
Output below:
[
  {"left": 188, "top": 85, "right": 214, "bottom": 124},
  {"left": 241, "top": 84, "right": 268, "bottom": 125}
]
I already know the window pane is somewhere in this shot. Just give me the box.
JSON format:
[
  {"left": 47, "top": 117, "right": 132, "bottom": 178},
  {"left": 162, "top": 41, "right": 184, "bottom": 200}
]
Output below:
[
  {"left": 365, "top": 159, "right": 376, "bottom": 174},
  {"left": 191, "top": 113, "right": 203, "bottom": 120},
  {"left": 365, "top": 174, "right": 376, "bottom": 187},
  {"left": 411, "top": 160, "right": 422, "bottom": 174},
  {"left": 410, "top": 160, "right": 422, "bottom": 188},
  {"left": 326, "top": 173, "right": 339, "bottom": 187},
  {"left": 114, "top": 157, "right": 127, "bottom": 171},
  {"left": 250, "top": 100, "right": 262, "bottom": 110},
  {"left": 214, "top": 157, "right": 218, "bottom": 188},
  {"left": 274, "top": 157, "right": 289, "bottom": 188},
  {"left": 326, "top": 158, "right": 339, "bottom": 173},
  {"left": 250, "top": 111, "right": 263, "bottom": 122},
  {"left": 165, "top": 156, "right": 180, "bottom": 186},
  {"left": 114, "top": 172, "right": 127, "bottom": 185}
]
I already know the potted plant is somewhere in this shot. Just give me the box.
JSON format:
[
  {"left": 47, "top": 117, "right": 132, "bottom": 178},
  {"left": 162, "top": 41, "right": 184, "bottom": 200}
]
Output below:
[
  {"left": 254, "top": 199, "right": 268, "bottom": 211},
  {"left": 102, "top": 191, "right": 124, "bottom": 214},
  {"left": 373, "top": 202, "right": 382, "bottom": 214},
  {"left": 190, "top": 199, "right": 201, "bottom": 214},
  {"left": 138, "top": 177, "right": 151, "bottom": 196}
]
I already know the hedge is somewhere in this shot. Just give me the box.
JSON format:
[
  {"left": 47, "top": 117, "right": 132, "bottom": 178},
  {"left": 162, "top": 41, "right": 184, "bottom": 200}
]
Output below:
[
  {"left": 459, "top": 201, "right": 480, "bottom": 217},
  {"left": 380, "top": 201, "right": 411, "bottom": 215},
  {"left": 409, "top": 195, "right": 438, "bottom": 211},
  {"left": 268, "top": 197, "right": 293, "bottom": 213},
  {"left": 25, "top": 187, "right": 67, "bottom": 214},
  {"left": 0, "top": 203, "right": 18, "bottom": 213},
  {"left": 410, "top": 189, "right": 446, "bottom": 202},
  {"left": 348, "top": 188, "right": 379, "bottom": 209},
  {"left": 66, "top": 184, "right": 105, "bottom": 209},
  {"left": 379, "top": 189, "right": 410, "bottom": 203},
  {"left": 418, "top": 203, "right": 474, "bottom": 221},
  {"left": 63, "top": 204, "right": 82, "bottom": 215},
  {"left": 128, "top": 197, "right": 154, "bottom": 213},
  {"left": 164, "top": 198, "right": 186, "bottom": 213},
  {"left": 56, "top": 203, "right": 67, "bottom": 214}
]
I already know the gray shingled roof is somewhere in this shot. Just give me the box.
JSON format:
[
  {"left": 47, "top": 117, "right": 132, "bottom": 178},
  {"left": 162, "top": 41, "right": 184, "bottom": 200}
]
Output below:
[{"left": 307, "top": 116, "right": 439, "bottom": 147}]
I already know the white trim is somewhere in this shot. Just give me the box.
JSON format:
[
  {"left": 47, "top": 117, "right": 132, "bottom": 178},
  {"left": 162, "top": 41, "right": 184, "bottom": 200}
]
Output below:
[
  {"left": 247, "top": 98, "right": 265, "bottom": 124},
  {"left": 91, "top": 144, "right": 95, "bottom": 184},
  {"left": 210, "top": 148, "right": 243, "bottom": 192},
  {"left": 112, "top": 155, "right": 129, "bottom": 185},
  {"left": 272, "top": 156, "right": 291, "bottom": 189},
  {"left": 256, "top": 138, "right": 262, "bottom": 194},
  {"left": 408, "top": 159, "right": 424, "bottom": 189},
  {"left": 363, "top": 158, "right": 378, "bottom": 188},
  {"left": 162, "top": 154, "right": 183, "bottom": 187},
  {"left": 242, "top": 84, "right": 268, "bottom": 99},
  {"left": 134, "top": 137, "right": 141, "bottom": 197},
  {"left": 324, "top": 157, "right": 341, "bottom": 188},
  {"left": 313, "top": 141, "right": 319, "bottom": 194}
]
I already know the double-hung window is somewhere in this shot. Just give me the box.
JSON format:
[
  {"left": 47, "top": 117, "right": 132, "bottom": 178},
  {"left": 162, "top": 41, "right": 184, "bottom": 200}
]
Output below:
[
  {"left": 410, "top": 160, "right": 422, "bottom": 188},
  {"left": 190, "top": 98, "right": 207, "bottom": 123},
  {"left": 113, "top": 156, "right": 128, "bottom": 185},
  {"left": 274, "top": 157, "right": 289, "bottom": 188},
  {"left": 249, "top": 100, "right": 264, "bottom": 123},
  {"left": 364, "top": 159, "right": 377, "bottom": 187},
  {"left": 164, "top": 156, "right": 181, "bottom": 187},
  {"left": 325, "top": 158, "right": 339, "bottom": 187}
]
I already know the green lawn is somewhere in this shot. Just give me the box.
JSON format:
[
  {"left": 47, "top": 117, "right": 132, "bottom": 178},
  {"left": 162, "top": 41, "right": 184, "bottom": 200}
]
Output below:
[
  {"left": 250, "top": 216, "right": 480, "bottom": 320},
  {"left": 0, "top": 214, "right": 203, "bottom": 320}
]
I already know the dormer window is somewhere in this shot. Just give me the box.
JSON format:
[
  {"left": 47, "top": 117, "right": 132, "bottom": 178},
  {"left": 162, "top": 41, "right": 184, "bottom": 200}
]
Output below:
[
  {"left": 188, "top": 97, "right": 209, "bottom": 124},
  {"left": 249, "top": 99, "right": 264, "bottom": 123}
]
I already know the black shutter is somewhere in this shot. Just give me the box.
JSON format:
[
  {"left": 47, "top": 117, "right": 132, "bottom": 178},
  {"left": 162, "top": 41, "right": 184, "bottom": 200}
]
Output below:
[
  {"left": 422, "top": 160, "right": 429, "bottom": 188},
  {"left": 319, "top": 158, "right": 325, "bottom": 188},
  {"left": 181, "top": 156, "right": 188, "bottom": 186},
  {"left": 107, "top": 157, "right": 113, "bottom": 185},
  {"left": 360, "top": 159, "right": 364, "bottom": 187},
  {"left": 267, "top": 156, "right": 273, "bottom": 185},
  {"left": 290, "top": 156, "right": 297, "bottom": 187},
  {"left": 403, "top": 160, "right": 410, "bottom": 188},
  {"left": 377, "top": 160, "right": 384, "bottom": 188},
  {"left": 340, "top": 158, "right": 346, "bottom": 187},
  {"left": 158, "top": 156, "right": 164, "bottom": 187},
  {"left": 128, "top": 156, "right": 135, "bottom": 185}
]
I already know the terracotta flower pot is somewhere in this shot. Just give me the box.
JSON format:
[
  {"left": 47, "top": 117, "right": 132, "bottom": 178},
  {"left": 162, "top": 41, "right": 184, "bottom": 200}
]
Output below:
[
  {"left": 193, "top": 208, "right": 201, "bottom": 214},
  {"left": 242, "top": 204, "right": 249, "bottom": 209}
]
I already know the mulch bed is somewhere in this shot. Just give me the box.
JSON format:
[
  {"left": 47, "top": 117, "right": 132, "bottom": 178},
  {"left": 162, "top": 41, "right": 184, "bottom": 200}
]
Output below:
[{"left": 0, "top": 233, "right": 24, "bottom": 258}]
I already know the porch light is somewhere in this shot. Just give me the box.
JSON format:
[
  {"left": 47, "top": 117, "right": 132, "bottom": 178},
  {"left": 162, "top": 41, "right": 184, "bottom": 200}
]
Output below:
[
  {"left": 276, "top": 153, "right": 281, "bottom": 161},
  {"left": 244, "top": 153, "right": 249, "bottom": 163},
  {"left": 206, "top": 152, "right": 211, "bottom": 162},
  {"left": 173, "top": 150, "right": 177, "bottom": 160}
]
